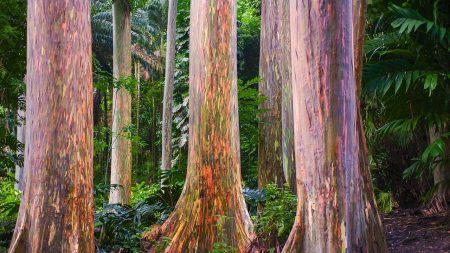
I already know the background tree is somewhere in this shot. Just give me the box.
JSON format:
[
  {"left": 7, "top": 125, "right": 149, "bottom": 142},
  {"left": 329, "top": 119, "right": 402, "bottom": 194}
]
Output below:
[
  {"left": 110, "top": 0, "right": 133, "bottom": 205},
  {"left": 8, "top": 1, "right": 94, "bottom": 252},
  {"left": 283, "top": 0, "right": 387, "bottom": 252},
  {"left": 160, "top": 0, "right": 178, "bottom": 188},
  {"left": 142, "top": 0, "right": 254, "bottom": 251},
  {"left": 257, "top": 0, "right": 290, "bottom": 189}
]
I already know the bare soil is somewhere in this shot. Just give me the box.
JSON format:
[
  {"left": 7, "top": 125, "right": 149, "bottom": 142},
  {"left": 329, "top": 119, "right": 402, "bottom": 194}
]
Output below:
[{"left": 383, "top": 209, "right": 450, "bottom": 253}]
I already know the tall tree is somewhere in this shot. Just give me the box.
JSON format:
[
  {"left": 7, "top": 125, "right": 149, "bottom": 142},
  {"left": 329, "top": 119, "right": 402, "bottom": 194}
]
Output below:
[
  {"left": 283, "top": 0, "right": 387, "bottom": 252},
  {"left": 109, "top": 0, "right": 132, "bottom": 205},
  {"left": 160, "top": 0, "right": 178, "bottom": 187},
  {"left": 258, "top": 0, "right": 288, "bottom": 188},
  {"left": 143, "top": 0, "right": 253, "bottom": 251},
  {"left": 8, "top": 1, "right": 94, "bottom": 252}
]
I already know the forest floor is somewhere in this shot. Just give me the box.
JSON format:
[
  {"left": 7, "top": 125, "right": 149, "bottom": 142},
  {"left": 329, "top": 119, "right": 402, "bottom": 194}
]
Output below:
[{"left": 383, "top": 209, "right": 450, "bottom": 252}]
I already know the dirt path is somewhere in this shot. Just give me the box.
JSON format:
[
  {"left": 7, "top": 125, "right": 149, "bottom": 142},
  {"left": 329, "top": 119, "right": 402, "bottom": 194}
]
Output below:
[{"left": 383, "top": 210, "right": 450, "bottom": 252}]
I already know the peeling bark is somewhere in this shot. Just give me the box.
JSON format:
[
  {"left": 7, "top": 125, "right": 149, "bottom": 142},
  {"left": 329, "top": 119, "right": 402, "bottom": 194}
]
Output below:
[
  {"left": 161, "top": 0, "right": 178, "bottom": 188},
  {"left": 283, "top": 1, "right": 387, "bottom": 252},
  {"left": 8, "top": 1, "right": 94, "bottom": 252},
  {"left": 110, "top": 0, "right": 132, "bottom": 205},
  {"left": 142, "top": 0, "right": 253, "bottom": 251},
  {"left": 258, "top": 0, "right": 291, "bottom": 189}
]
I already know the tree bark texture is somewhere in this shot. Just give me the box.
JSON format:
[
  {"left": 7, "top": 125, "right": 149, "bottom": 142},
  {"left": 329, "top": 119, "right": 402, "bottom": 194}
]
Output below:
[
  {"left": 9, "top": 1, "right": 94, "bottom": 252},
  {"left": 283, "top": 1, "right": 387, "bottom": 252},
  {"left": 161, "top": 0, "right": 178, "bottom": 186},
  {"left": 352, "top": 0, "right": 389, "bottom": 251},
  {"left": 258, "top": 0, "right": 291, "bottom": 189},
  {"left": 15, "top": 103, "right": 25, "bottom": 192},
  {"left": 143, "top": 0, "right": 253, "bottom": 251},
  {"left": 109, "top": 0, "right": 132, "bottom": 205}
]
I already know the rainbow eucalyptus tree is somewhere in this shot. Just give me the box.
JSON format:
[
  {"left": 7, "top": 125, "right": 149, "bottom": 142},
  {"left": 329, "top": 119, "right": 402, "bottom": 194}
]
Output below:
[
  {"left": 8, "top": 1, "right": 94, "bottom": 252},
  {"left": 161, "top": 0, "right": 178, "bottom": 188},
  {"left": 258, "top": 0, "right": 295, "bottom": 191},
  {"left": 283, "top": 0, "right": 388, "bottom": 252},
  {"left": 109, "top": 0, "right": 132, "bottom": 205},
  {"left": 142, "top": 0, "right": 253, "bottom": 251}
]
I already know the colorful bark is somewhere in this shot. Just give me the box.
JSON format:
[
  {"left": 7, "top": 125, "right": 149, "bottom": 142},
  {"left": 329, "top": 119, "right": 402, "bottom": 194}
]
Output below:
[
  {"left": 110, "top": 0, "right": 132, "bottom": 205},
  {"left": 142, "top": 0, "right": 253, "bottom": 251},
  {"left": 353, "top": 0, "right": 389, "bottom": 250},
  {"left": 161, "top": 0, "right": 178, "bottom": 187},
  {"left": 279, "top": 0, "right": 296, "bottom": 194},
  {"left": 8, "top": 1, "right": 94, "bottom": 252},
  {"left": 283, "top": 1, "right": 387, "bottom": 252},
  {"left": 258, "top": 0, "right": 291, "bottom": 189}
]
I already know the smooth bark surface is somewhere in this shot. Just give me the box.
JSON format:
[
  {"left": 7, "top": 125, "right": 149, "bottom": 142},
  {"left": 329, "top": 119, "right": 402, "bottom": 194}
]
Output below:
[
  {"left": 283, "top": 1, "right": 387, "bottom": 252},
  {"left": 258, "top": 0, "right": 290, "bottom": 189},
  {"left": 9, "top": 1, "right": 94, "bottom": 252},
  {"left": 143, "top": 0, "right": 253, "bottom": 251},
  {"left": 161, "top": 0, "right": 178, "bottom": 187},
  {"left": 110, "top": 0, "right": 132, "bottom": 205}
]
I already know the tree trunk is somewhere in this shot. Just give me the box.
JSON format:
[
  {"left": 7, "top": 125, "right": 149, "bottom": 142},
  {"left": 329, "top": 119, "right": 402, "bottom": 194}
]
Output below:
[
  {"left": 109, "top": 0, "right": 132, "bottom": 205},
  {"left": 258, "top": 0, "right": 289, "bottom": 189},
  {"left": 283, "top": 1, "right": 387, "bottom": 252},
  {"left": 8, "top": 1, "right": 94, "bottom": 252},
  {"left": 161, "top": 0, "right": 178, "bottom": 188},
  {"left": 142, "top": 0, "right": 253, "bottom": 251},
  {"left": 278, "top": 0, "right": 296, "bottom": 194},
  {"left": 353, "top": 0, "right": 388, "bottom": 250},
  {"left": 135, "top": 61, "right": 141, "bottom": 169},
  {"left": 15, "top": 101, "right": 25, "bottom": 192},
  {"left": 428, "top": 126, "right": 450, "bottom": 212}
]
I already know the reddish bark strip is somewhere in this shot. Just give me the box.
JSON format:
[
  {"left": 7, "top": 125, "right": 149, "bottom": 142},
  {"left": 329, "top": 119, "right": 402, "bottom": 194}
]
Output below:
[
  {"left": 110, "top": 0, "right": 132, "bottom": 205},
  {"left": 8, "top": 1, "right": 94, "bottom": 252},
  {"left": 258, "top": 0, "right": 290, "bottom": 188},
  {"left": 283, "top": 1, "right": 388, "bottom": 252},
  {"left": 143, "top": 0, "right": 253, "bottom": 251},
  {"left": 353, "top": 0, "right": 389, "bottom": 251}
]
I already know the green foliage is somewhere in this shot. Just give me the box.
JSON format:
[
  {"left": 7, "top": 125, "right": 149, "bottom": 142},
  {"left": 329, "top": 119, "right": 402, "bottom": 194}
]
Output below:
[
  {"left": 252, "top": 184, "right": 297, "bottom": 247},
  {"left": 390, "top": 4, "right": 450, "bottom": 45},
  {"left": 375, "top": 190, "right": 396, "bottom": 214},
  {"left": 95, "top": 183, "right": 171, "bottom": 253},
  {"left": 364, "top": 0, "right": 450, "bottom": 208},
  {"left": 239, "top": 78, "right": 265, "bottom": 188},
  {"left": 0, "top": 176, "right": 20, "bottom": 249}
]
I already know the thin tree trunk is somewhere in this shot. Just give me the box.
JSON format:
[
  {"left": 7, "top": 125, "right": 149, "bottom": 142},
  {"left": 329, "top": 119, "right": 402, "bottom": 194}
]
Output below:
[
  {"left": 278, "top": 0, "right": 296, "bottom": 194},
  {"left": 142, "top": 0, "right": 253, "bottom": 251},
  {"left": 353, "top": 0, "right": 388, "bottom": 250},
  {"left": 428, "top": 126, "right": 450, "bottom": 212},
  {"left": 15, "top": 100, "right": 25, "bottom": 192},
  {"left": 135, "top": 61, "right": 140, "bottom": 168},
  {"left": 8, "top": 1, "right": 94, "bottom": 252},
  {"left": 161, "top": 0, "right": 178, "bottom": 188},
  {"left": 109, "top": 0, "right": 132, "bottom": 205},
  {"left": 258, "top": 0, "right": 287, "bottom": 189},
  {"left": 283, "top": 1, "right": 387, "bottom": 252},
  {"left": 93, "top": 89, "right": 102, "bottom": 127}
]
